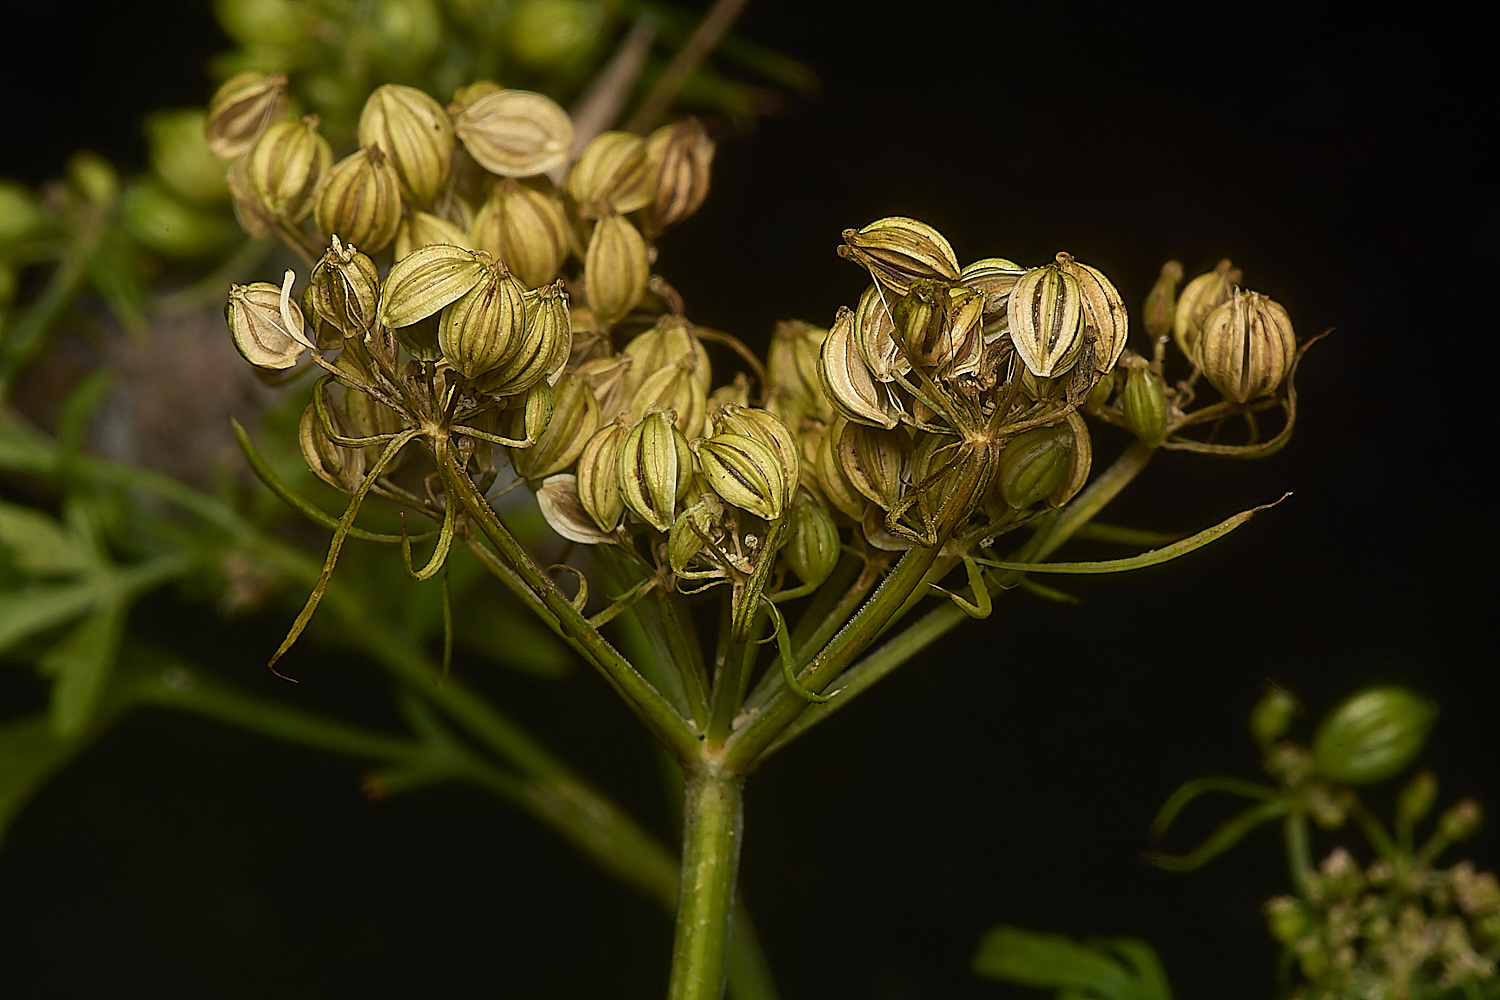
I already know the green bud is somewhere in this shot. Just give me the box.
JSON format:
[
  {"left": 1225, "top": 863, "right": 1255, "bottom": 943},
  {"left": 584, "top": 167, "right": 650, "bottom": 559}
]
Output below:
[
  {"left": 668, "top": 494, "right": 723, "bottom": 575},
  {"left": 145, "top": 109, "right": 229, "bottom": 206},
  {"left": 767, "top": 319, "right": 832, "bottom": 424},
  {"left": 1262, "top": 896, "right": 1309, "bottom": 946},
  {"left": 537, "top": 474, "right": 613, "bottom": 544},
  {"left": 631, "top": 359, "right": 709, "bottom": 438},
  {"left": 314, "top": 146, "right": 403, "bottom": 254},
  {"left": 507, "top": 0, "right": 604, "bottom": 67},
  {"left": 1437, "top": 799, "right": 1483, "bottom": 842},
  {"left": 584, "top": 212, "right": 650, "bottom": 328},
  {"left": 621, "top": 316, "right": 711, "bottom": 399},
  {"left": 1173, "top": 259, "right": 1239, "bottom": 362},
  {"left": 1397, "top": 770, "right": 1438, "bottom": 831},
  {"left": 837, "top": 216, "right": 960, "bottom": 292},
  {"left": 998, "top": 424, "right": 1072, "bottom": 510},
  {"left": 204, "top": 71, "right": 289, "bottom": 159},
  {"left": 373, "top": 0, "right": 443, "bottom": 65},
  {"left": 1250, "top": 686, "right": 1299, "bottom": 746},
  {"left": 618, "top": 410, "right": 693, "bottom": 532},
  {"left": 1008, "top": 262, "right": 1085, "bottom": 378},
  {"left": 299, "top": 401, "right": 364, "bottom": 494},
  {"left": 512, "top": 372, "right": 600, "bottom": 480},
  {"left": 309, "top": 236, "right": 381, "bottom": 337},
  {"left": 379, "top": 243, "right": 490, "bottom": 328},
  {"left": 1198, "top": 288, "right": 1297, "bottom": 404},
  {"left": 1312, "top": 685, "right": 1436, "bottom": 784},
  {"left": 476, "top": 280, "right": 572, "bottom": 396},
  {"left": 639, "top": 117, "right": 714, "bottom": 236},
  {"left": 471, "top": 177, "right": 570, "bottom": 287},
  {"left": 0, "top": 182, "right": 46, "bottom": 248},
  {"left": 245, "top": 115, "right": 331, "bottom": 222},
  {"left": 1056, "top": 252, "right": 1129, "bottom": 375},
  {"left": 452, "top": 88, "right": 574, "bottom": 178},
  {"left": 68, "top": 152, "right": 118, "bottom": 209},
  {"left": 693, "top": 432, "right": 787, "bottom": 521},
  {"left": 225, "top": 273, "right": 312, "bottom": 369},
  {"left": 835, "top": 421, "right": 910, "bottom": 513},
  {"left": 576, "top": 416, "right": 632, "bottom": 532},
  {"left": 783, "top": 493, "right": 839, "bottom": 589},
  {"left": 358, "top": 84, "right": 454, "bottom": 207},
  {"left": 1120, "top": 362, "right": 1169, "bottom": 446},
  {"left": 565, "top": 130, "right": 652, "bottom": 217},
  {"left": 439, "top": 264, "right": 528, "bottom": 379},
  {"left": 710, "top": 404, "right": 800, "bottom": 512},
  {"left": 1143, "top": 260, "right": 1183, "bottom": 342},
  {"left": 394, "top": 210, "right": 472, "bottom": 261}
]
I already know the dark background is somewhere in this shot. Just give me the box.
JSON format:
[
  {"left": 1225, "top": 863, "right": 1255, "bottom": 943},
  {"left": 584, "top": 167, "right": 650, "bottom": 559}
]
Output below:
[{"left": 1, "top": 1, "right": 1494, "bottom": 997}]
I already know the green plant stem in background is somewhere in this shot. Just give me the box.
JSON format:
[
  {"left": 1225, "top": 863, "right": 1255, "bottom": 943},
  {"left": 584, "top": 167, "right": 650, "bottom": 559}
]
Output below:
[{"left": 668, "top": 766, "right": 745, "bottom": 1000}]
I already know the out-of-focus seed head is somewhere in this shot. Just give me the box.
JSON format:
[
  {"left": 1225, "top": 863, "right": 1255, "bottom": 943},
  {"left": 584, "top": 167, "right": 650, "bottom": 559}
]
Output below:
[
  {"left": 394, "top": 210, "right": 472, "bottom": 261},
  {"left": 1313, "top": 686, "right": 1436, "bottom": 785},
  {"left": 471, "top": 177, "right": 569, "bottom": 287},
  {"left": 1174, "top": 259, "right": 1240, "bottom": 361},
  {"left": 820, "top": 306, "right": 901, "bottom": 430},
  {"left": 537, "top": 474, "right": 614, "bottom": 544},
  {"left": 783, "top": 492, "right": 840, "bottom": 589},
  {"left": 584, "top": 213, "right": 650, "bottom": 327},
  {"left": 358, "top": 84, "right": 454, "bottom": 207},
  {"left": 309, "top": 235, "right": 381, "bottom": 338},
  {"left": 438, "top": 264, "right": 528, "bottom": 379},
  {"left": 1056, "top": 252, "right": 1129, "bottom": 375},
  {"left": 512, "top": 371, "right": 600, "bottom": 480},
  {"left": 1250, "top": 685, "right": 1300, "bottom": 747},
  {"left": 838, "top": 216, "right": 960, "bottom": 293},
  {"left": 450, "top": 80, "right": 504, "bottom": 110},
  {"left": 1144, "top": 260, "right": 1184, "bottom": 342},
  {"left": 244, "top": 116, "right": 332, "bottom": 223},
  {"left": 226, "top": 275, "right": 312, "bottom": 369},
  {"left": 640, "top": 117, "right": 714, "bottom": 236},
  {"left": 1198, "top": 288, "right": 1297, "bottom": 404},
  {"left": 452, "top": 88, "right": 574, "bottom": 178},
  {"left": 147, "top": 109, "right": 230, "bottom": 206},
  {"left": 577, "top": 416, "right": 632, "bottom": 532},
  {"left": 619, "top": 410, "right": 693, "bottom": 532},
  {"left": 565, "top": 130, "right": 652, "bottom": 217},
  {"left": 379, "top": 243, "right": 491, "bottom": 328},
  {"left": 1008, "top": 262, "right": 1086, "bottom": 378},
  {"left": 1120, "top": 360, "right": 1169, "bottom": 446},
  {"left": 314, "top": 146, "right": 403, "bottom": 254},
  {"left": 205, "top": 71, "right": 289, "bottom": 159}
]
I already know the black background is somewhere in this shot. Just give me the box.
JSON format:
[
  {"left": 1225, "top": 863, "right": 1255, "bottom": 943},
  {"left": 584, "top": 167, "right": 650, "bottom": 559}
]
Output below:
[{"left": 1, "top": 1, "right": 1495, "bottom": 997}]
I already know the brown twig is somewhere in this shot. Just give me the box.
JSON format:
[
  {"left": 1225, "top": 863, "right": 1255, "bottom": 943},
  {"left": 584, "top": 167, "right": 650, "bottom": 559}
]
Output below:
[{"left": 625, "top": 0, "right": 751, "bottom": 134}]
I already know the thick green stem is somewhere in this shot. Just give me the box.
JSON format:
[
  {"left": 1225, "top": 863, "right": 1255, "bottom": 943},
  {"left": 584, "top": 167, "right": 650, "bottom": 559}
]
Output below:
[{"left": 668, "top": 766, "right": 745, "bottom": 1000}]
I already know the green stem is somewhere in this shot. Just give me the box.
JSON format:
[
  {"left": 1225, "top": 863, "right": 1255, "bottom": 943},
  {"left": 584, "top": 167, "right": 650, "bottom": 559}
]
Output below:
[
  {"left": 752, "top": 442, "right": 1160, "bottom": 758},
  {"left": 445, "top": 454, "right": 698, "bottom": 760},
  {"left": 668, "top": 766, "right": 745, "bottom": 1000},
  {"left": 1284, "top": 809, "right": 1314, "bottom": 896},
  {"left": 722, "top": 542, "right": 941, "bottom": 771}
]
